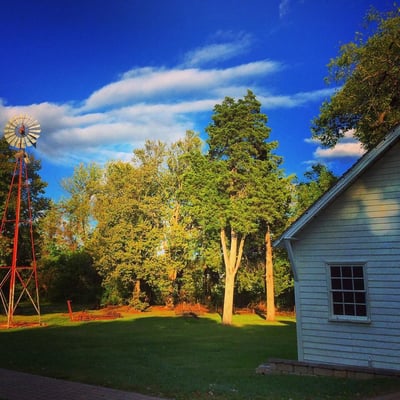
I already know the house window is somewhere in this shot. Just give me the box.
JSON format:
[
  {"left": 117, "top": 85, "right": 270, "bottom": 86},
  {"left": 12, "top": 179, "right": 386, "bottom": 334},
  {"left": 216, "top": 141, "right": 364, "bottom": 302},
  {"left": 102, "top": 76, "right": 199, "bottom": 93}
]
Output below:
[{"left": 329, "top": 264, "right": 368, "bottom": 320}]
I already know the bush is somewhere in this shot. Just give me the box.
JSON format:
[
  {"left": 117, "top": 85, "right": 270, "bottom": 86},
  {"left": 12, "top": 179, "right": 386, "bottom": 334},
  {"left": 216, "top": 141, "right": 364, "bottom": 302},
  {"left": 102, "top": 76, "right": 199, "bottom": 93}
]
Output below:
[{"left": 39, "top": 250, "right": 102, "bottom": 305}]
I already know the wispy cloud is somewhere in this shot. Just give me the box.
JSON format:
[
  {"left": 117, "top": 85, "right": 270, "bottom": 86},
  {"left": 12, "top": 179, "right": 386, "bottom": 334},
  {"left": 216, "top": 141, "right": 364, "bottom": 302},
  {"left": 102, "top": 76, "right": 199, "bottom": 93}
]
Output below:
[
  {"left": 279, "top": 0, "right": 291, "bottom": 19},
  {"left": 0, "top": 33, "right": 334, "bottom": 167},
  {"left": 82, "top": 61, "right": 281, "bottom": 111},
  {"left": 259, "top": 88, "right": 334, "bottom": 109},
  {"left": 181, "top": 32, "right": 253, "bottom": 67}
]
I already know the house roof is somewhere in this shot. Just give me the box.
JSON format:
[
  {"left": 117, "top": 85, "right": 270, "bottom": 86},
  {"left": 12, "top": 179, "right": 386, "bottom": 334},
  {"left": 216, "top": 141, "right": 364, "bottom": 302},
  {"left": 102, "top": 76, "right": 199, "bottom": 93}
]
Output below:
[{"left": 275, "top": 125, "right": 400, "bottom": 247}]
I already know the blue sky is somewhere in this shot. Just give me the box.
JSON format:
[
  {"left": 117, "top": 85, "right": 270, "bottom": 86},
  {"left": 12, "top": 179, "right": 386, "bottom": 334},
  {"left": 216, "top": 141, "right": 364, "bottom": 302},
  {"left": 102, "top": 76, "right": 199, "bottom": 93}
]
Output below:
[{"left": 0, "top": 0, "right": 394, "bottom": 200}]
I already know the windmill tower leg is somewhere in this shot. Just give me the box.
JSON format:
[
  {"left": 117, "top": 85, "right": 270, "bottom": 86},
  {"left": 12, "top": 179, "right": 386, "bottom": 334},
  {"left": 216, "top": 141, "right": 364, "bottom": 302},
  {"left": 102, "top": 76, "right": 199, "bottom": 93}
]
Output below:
[
  {"left": 7, "top": 155, "right": 23, "bottom": 327},
  {"left": 0, "top": 153, "right": 41, "bottom": 328}
]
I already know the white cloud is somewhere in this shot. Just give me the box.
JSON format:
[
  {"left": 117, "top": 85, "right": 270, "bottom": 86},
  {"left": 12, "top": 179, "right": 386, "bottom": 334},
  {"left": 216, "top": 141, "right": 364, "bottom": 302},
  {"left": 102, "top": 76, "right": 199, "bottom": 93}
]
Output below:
[
  {"left": 182, "top": 33, "right": 253, "bottom": 67},
  {"left": 0, "top": 35, "right": 336, "bottom": 168},
  {"left": 111, "top": 99, "right": 219, "bottom": 119},
  {"left": 259, "top": 88, "right": 334, "bottom": 109},
  {"left": 82, "top": 60, "right": 282, "bottom": 111},
  {"left": 314, "top": 142, "right": 365, "bottom": 159},
  {"left": 306, "top": 129, "right": 366, "bottom": 162},
  {"left": 0, "top": 79, "right": 337, "bottom": 167}
]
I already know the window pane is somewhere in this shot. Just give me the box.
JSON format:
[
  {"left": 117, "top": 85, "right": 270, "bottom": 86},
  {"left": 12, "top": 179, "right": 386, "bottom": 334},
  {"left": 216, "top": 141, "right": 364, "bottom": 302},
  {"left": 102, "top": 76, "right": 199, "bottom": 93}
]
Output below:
[
  {"left": 333, "top": 303, "right": 344, "bottom": 315},
  {"left": 332, "top": 292, "right": 343, "bottom": 302},
  {"left": 344, "top": 303, "right": 355, "bottom": 315},
  {"left": 342, "top": 267, "right": 352, "bottom": 277},
  {"left": 332, "top": 278, "right": 342, "bottom": 290},
  {"left": 353, "top": 266, "right": 364, "bottom": 277},
  {"left": 331, "top": 266, "right": 341, "bottom": 277},
  {"left": 356, "top": 304, "right": 367, "bottom": 316},
  {"left": 354, "top": 278, "right": 364, "bottom": 290},
  {"left": 344, "top": 292, "right": 354, "bottom": 303},
  {"left": 355, "top": 292, "right": 366, "bottom": 303},
  {"left": 343, "top": 278, "right": 353, "bottom": 290}
]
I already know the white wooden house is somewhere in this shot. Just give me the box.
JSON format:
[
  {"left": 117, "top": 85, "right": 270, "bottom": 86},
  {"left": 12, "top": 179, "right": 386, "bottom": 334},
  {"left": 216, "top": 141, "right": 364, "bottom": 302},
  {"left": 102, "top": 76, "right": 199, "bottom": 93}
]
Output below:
[{"left": 275, "top": 126, "right": 400, "bottom": 371}]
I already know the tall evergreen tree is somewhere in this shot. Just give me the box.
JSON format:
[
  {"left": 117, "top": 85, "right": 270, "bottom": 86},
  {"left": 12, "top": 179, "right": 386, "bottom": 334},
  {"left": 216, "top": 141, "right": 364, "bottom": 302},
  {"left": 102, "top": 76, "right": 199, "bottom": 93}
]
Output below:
[{"left": 185, "top": 90, "right": 292, "bottom": 324}]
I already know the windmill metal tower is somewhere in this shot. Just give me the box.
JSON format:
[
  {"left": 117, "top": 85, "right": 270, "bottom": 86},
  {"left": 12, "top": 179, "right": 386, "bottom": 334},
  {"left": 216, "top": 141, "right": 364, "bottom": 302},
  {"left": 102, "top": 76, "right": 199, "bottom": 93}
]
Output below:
[{"left": 0, "top": 115, "right": 41, "bottom": 328}]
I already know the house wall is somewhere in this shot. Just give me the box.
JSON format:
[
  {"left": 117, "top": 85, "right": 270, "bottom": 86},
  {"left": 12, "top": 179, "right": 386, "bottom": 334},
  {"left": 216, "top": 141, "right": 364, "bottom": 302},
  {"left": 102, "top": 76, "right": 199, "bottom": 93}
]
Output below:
[{"left": 292, "top": 141, "right": 400, "bottom": 370}]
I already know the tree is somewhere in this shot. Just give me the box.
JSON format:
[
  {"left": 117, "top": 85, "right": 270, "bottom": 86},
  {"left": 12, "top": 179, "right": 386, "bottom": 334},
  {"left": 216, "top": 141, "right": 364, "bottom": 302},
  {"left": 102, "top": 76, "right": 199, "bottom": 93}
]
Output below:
[
  {"left": 0, "top": 137, "right": 50, "bottom": 265},
  {"left": 37, "top": 163, "right": 102, "bottom": 304},
  {"left": 185, "top": 90, "right": 292, "bottom": 325},
  {"left": 88, "top": 140, "right": 176, "bottom": 307},
  {"left": 312, "top": 6, "right": 400, "bottom": 149},
  {"left": 60, "top": 163, "right": 102, "bottom": 247},
  {"left": 295, "top": 163, "right": 337, "bottom": 217},
  {"left": 38, "top": 202, "right": 75, "bottom": 257},
  {"left": 0, "top": 139, "right": 14, "bottom": 209},
  {"left": 39, "top": 249, "right": 101, "bottom": 304},
  {"left": 163, "top": 131, "right": 204, "bottom": 305},
  {"left": 88, "top": 135, "right": 207, "bottom": 308}
]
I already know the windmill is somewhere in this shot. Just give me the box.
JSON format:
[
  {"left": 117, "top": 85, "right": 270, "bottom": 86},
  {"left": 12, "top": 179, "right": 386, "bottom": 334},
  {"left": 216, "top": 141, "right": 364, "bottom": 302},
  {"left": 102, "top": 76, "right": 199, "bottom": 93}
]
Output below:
[{"left": 0, "top": 115, "right": 41, "bottom": 328}]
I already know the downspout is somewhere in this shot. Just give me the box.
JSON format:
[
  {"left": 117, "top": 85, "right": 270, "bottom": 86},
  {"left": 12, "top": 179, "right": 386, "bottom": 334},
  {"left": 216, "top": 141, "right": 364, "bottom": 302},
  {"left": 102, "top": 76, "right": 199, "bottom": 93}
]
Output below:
[{"left": 284, "top": 238, "right": 298, "bottom": 282}]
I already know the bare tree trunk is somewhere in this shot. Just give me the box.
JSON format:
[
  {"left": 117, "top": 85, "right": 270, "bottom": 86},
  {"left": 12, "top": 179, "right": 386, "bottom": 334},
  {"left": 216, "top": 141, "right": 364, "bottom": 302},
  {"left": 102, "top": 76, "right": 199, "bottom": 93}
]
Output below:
[
  {"left": 265, "top": 226, "right": 275, "bottom": 321},
  {"left": 221, "top": 228, "right": 245, "bottom": 325},
  {"left": 133, "top": 279, "right": 141, "bottom": 301}
]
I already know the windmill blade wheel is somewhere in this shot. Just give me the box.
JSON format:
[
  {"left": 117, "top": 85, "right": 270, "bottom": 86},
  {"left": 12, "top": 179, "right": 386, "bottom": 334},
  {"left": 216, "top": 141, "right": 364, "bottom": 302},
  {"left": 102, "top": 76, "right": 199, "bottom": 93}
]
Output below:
[{"left": 4, "top": 114, "right": 41, "bottom": 149}]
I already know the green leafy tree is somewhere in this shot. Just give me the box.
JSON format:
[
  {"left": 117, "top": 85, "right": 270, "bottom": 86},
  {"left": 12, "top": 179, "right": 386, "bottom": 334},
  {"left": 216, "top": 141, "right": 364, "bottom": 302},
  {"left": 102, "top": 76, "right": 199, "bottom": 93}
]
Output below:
[
  {"left": 312, "top": 6, "right": 400, "bottom": 149},
  {"left": 89, "top": 149, "right": 166, "bottom": 307},
  {"left": 60, "top": 163, "right": 102, "bottom": 247},
  {"left": 38, "top": 162, "right": 102, "bottom": 303},
  {"left": 295, "top": 164, "right": 337, "bottom": 215},
  {"left": 38, "top": 202, "right": 79, "bottom": 257},
  {"left": 162, "top": 131, "right": 204, "bottom": 305},
  {"left": 0, "top": 138, "right": 50, "bottom": 265},
  {"left": 130, "top": 141, "right": 173, "bottom": 306},
  {"left": 295, "top": 163, "right": 337, "bottom": 217},
  {"left": 37, "top": 163, "right": 102, "bottom": 303},
  {"left": 39, "top": 249, "right": 101, "bottom": 304},
  {"left": 0, "top": 138, "right": 14, "bottom": 212},
  {"left": 185, "top": 90, "right": 292, "bottom": 324},
  {"left": 88, "top": 135, "right": 212, "bottom": 308}
]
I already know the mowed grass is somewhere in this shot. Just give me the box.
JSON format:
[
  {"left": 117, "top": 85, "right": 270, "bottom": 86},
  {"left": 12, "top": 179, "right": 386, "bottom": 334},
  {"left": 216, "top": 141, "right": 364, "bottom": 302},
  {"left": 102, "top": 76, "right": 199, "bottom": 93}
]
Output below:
[{"left": 0, "top": 308, "right": 400, "bottom": 400}]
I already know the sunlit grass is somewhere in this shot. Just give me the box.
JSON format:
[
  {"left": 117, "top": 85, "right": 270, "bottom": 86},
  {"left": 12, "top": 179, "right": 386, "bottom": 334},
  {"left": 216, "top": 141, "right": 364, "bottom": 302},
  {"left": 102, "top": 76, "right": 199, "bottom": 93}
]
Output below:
[{"left": 0, "top": 308, "right": 399, "bottom": 400}]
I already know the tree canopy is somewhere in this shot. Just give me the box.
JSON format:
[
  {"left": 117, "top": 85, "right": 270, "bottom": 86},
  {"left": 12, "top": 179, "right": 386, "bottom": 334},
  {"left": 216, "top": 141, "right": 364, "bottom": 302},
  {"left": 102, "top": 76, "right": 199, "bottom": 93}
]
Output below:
[
  {"left": 312, "top": 6, "right": 400, "bottom": 150},
  {"left": 29, "top": 91, "right": 340, "bottom": 316}
]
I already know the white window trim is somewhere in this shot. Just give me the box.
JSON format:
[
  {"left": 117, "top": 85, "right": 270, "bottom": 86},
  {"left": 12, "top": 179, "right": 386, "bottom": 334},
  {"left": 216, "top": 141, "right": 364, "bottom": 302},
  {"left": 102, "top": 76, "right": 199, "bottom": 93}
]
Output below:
[{"left": 325, "top": 262, "right": 371, "bottom": 324}]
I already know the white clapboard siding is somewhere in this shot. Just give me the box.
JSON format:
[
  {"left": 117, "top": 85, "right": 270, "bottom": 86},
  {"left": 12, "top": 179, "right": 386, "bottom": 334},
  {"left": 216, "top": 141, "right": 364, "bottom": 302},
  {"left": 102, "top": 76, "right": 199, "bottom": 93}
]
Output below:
[{"left": 292, "top": 139, "right": 400, "bottom": 370}]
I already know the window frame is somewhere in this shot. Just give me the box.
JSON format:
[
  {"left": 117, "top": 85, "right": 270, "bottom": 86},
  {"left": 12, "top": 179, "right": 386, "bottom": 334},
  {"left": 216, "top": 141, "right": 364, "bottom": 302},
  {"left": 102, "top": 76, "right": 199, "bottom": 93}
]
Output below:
[{"left": 326, "top": 262, "right": 370, "bottom": 323}]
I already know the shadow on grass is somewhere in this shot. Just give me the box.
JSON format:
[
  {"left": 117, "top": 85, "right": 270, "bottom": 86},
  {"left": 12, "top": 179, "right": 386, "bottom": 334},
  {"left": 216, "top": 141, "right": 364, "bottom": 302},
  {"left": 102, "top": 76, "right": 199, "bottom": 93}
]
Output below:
[{"left": 0, "top": 313, "right": 399, "bottom": 400}]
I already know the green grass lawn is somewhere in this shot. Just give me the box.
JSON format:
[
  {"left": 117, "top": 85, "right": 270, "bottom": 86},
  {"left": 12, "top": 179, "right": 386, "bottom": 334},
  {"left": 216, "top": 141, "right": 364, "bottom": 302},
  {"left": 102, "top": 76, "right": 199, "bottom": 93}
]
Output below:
[{"left": 0, "top": 308, "right": 399, "bottom": 400}]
